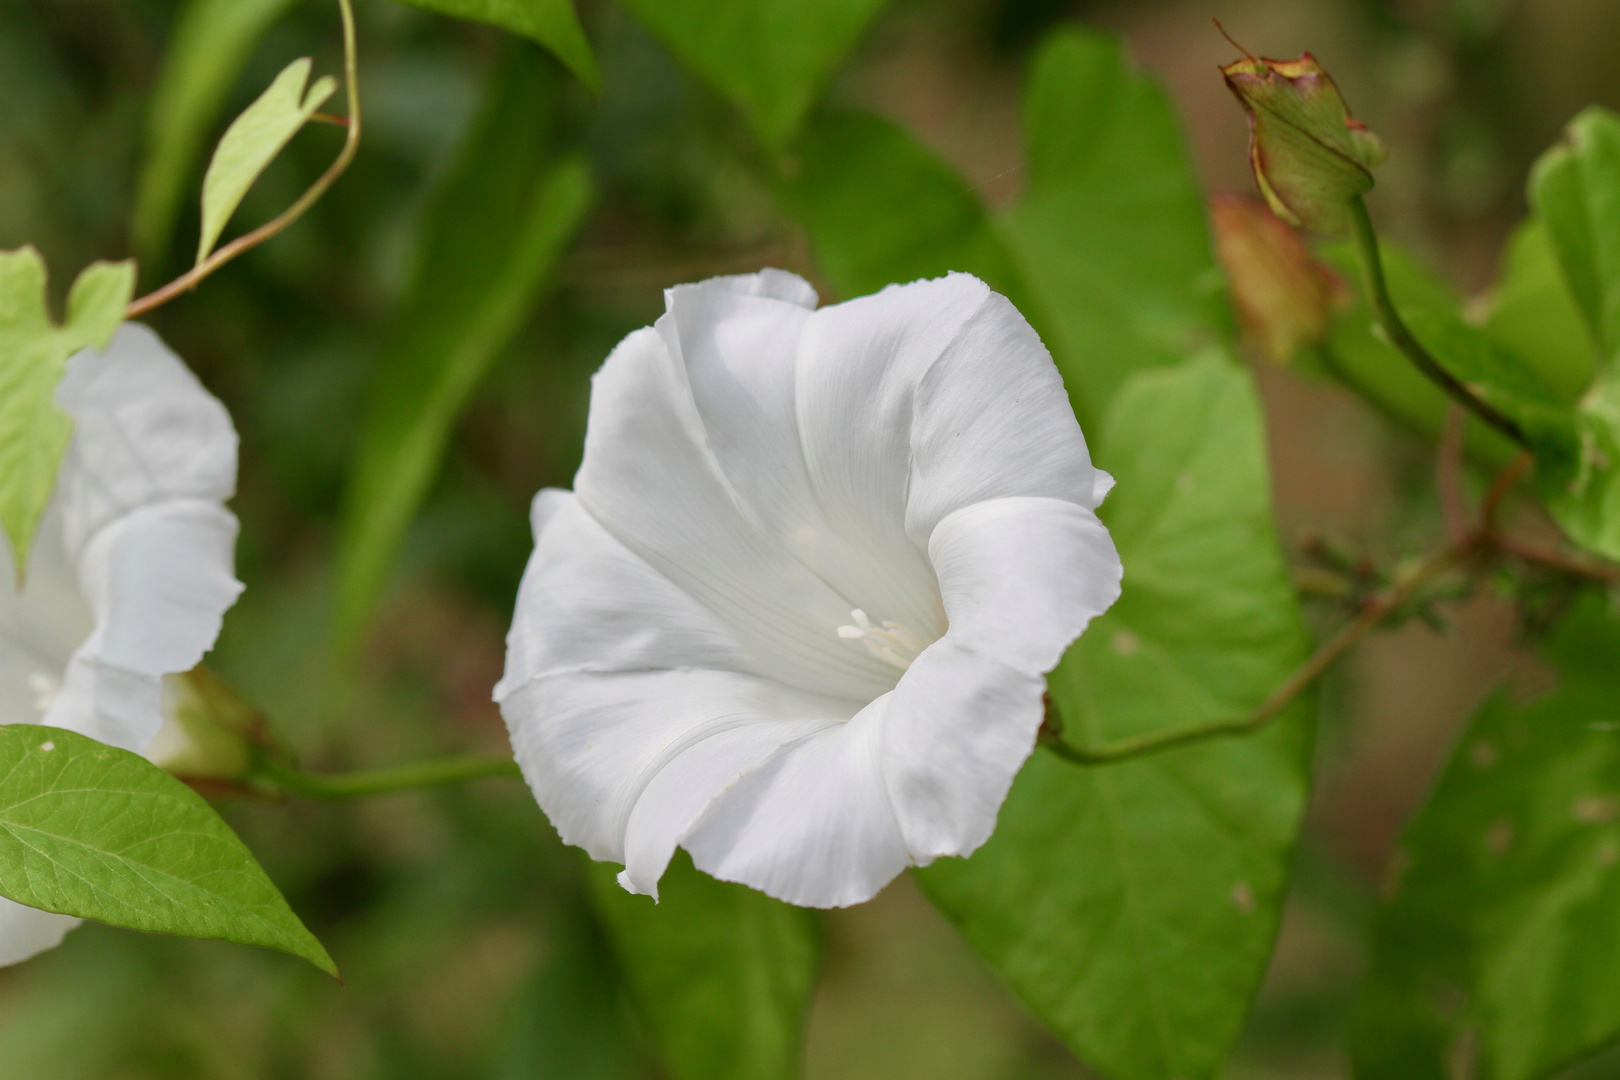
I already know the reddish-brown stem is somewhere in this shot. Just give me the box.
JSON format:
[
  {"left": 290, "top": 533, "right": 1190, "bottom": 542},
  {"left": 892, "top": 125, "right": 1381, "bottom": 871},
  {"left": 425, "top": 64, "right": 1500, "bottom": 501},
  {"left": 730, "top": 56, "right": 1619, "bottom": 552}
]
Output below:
[
  {"left": 1494, "top": 534, "right": 1620, "bottom": 587},
  {"left": 1437, "top": 403, "right": 1469, "bottom": 543},
  {"left": 1480, "top": 453, "right": 1533, "bottom": 533}
]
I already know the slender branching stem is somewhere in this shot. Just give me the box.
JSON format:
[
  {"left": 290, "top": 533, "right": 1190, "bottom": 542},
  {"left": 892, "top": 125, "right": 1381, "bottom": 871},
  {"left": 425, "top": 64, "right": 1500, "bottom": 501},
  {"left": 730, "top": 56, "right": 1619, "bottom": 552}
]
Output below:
[
  {"left": 1438, "top": 403, "right": 1470, "bottom": 544},
  {"left": 1042, "top": 439, "right": 1620, "bottom": 769},
  {"left": 1346, "top": 195, "right": 1530, "bottom": 449},
  {"left": 1040, "top": 544, "right": 1461, "bottom": 766},
  {"left": 1480, "top": 453, "right": 1533, "bottom": 532},
  {"left": 1493, "top": 534, "right": 1620, "bottom": 587},
  {"left": 254, "top": 753, "right": 522, "bottom": 800},
  {"left": 125, "top": 0, "right": 361, "bottom": 319}
]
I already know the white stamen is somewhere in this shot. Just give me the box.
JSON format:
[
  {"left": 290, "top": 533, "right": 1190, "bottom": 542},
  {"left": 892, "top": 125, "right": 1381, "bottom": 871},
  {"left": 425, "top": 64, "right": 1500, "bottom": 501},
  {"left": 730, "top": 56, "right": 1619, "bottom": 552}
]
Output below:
[
  {"left": 28, "top": 672, "right": 60, "bottom": 714},
  {"left": 836, "top": 608, "right": 925, "bottom": 672}
]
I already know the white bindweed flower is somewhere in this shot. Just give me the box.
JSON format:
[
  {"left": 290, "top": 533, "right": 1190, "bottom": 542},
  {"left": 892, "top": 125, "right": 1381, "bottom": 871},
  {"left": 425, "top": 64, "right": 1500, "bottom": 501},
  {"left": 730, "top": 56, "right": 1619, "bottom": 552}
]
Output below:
[
  {"left": 0, "top": 323, "right": 242, "bottom": 964},
  {"left": 496, "top": 271, "right": 1122, "bottom": 908}
]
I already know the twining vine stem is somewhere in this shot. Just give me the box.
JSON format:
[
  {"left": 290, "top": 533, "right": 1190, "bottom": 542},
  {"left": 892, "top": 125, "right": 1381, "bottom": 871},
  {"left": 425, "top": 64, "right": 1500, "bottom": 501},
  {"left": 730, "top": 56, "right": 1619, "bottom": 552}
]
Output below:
[
  {"left": 124, "top": 0, "right": 361, "bottom": 319},
  {"left": 1346, "top": 195, "right": 1530, "bottom": 450},
  {"left": 1040, "top": 544, "right": 1460, "bottom": 766},
  {"left": 1041, "top": 443, "right": 1620, "bottom": 768}
]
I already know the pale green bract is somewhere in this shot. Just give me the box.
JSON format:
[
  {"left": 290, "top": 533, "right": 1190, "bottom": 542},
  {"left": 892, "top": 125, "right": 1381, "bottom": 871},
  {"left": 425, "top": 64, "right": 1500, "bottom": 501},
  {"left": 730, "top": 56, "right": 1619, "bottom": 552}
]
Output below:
[
  {"left": 0, "top": 247, "right": 134, "bottom": 580},
  {"left": 0, "top": 725, "right": 335, "bottom": 976},
  {"left": 1531, "top": 107, "right": 1620, "bottom": 560},
  {"left": 1482, "top": 218, "right": 1599, "bottom": 405},
  {"left": 196, "top": 57, "right": 337, "bottom": 266}
]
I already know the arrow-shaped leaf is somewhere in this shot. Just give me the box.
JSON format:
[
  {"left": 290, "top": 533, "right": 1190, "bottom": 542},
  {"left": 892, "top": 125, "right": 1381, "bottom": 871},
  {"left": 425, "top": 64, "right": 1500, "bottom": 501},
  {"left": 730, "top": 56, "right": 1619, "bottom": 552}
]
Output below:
[
  {"left": 0, "top": 247, "right": 134, "bottom": 579},
  {"left": 0, "top": 724, "right": 336, "bottom": 976},
  {"left": 197, "top": 57, "right": 337, "bottom": 265}
]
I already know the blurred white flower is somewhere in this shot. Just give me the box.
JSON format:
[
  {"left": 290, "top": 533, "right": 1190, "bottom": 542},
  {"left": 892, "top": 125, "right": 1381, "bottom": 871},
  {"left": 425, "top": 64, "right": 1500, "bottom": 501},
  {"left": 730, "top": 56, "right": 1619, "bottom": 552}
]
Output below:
[
  {"left": 0, "top": 323, "right": 242, "bottom": 963},
  {"left": 497, "top": 271, "right": 1121, "bottom": 908}
]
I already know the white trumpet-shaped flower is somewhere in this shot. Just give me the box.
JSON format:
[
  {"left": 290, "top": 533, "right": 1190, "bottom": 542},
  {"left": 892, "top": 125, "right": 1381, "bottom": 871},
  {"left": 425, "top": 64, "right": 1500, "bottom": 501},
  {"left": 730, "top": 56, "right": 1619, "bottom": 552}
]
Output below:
[
  {"left": 496, "top": 272, "right": 1122, "bottom": 908},
  {"left": 0, "top": 324, "right": 243, "bottom": 964}
]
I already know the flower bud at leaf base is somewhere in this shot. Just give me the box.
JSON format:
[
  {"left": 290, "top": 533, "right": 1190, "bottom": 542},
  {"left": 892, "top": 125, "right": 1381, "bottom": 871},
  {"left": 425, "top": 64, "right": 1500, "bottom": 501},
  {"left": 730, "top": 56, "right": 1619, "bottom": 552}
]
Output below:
[
  {"left": 1210, "top": 193, "right": 1352, "bottom": 365},
  {"left": 1221, "top": 51, "right": 1387, "bottom": 235},
  {"left": 146, "top": 667, "right": 265, "bottom": 787}
]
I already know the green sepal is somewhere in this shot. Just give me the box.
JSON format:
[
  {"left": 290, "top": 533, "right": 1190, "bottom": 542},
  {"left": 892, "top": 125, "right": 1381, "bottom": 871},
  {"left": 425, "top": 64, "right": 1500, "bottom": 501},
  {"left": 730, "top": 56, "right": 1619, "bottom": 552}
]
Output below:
[{"left": 1221, "top": 53, "right": 1385, "bottom": 235}]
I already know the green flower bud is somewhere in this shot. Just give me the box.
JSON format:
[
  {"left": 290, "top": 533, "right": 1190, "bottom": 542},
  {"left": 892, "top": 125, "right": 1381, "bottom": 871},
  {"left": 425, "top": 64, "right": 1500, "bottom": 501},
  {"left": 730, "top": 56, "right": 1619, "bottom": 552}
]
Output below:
[
  {"left": 1220, "top": 50, "right": 1387, "bottom": 235},
  {"left": 147, "top": 667, "right": 265, "bottom": 788}
]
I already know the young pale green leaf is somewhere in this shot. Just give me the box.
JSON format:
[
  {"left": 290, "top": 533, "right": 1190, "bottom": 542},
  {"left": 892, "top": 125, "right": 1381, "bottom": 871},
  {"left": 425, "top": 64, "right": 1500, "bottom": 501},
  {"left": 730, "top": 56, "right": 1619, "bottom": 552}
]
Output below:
[
  {"left": 1529, "top": 108, "right": 1620, "bottom": 561},
  {"left": 788, "top": 29, "right": 1225, "bottom": 428},
  {"left": 921, "top": 354, "right": 1314, "bottom": 1080},
  {"left": 0, "top": 248, "right": 134, "bottom": 579},
  {"left": 131, "top": 0, "right": 303, "bottom": 264},
  {"left": 586, "top": 851, "right": 820, "bottom": 1080},
  {"left": 196, "top": 57, "right": 337, "bottom": 266},
  {"left": 391, "top": 0, "right": 598, "bottom": 91},
  {"left": 1352, "top": 595, "right": 1620, "bottom": 1080},
  {"left": 1483, "top": 218, "right": 1598, "bottom": 404},
  {"left": 333, "top": 47, "right": 593, "bottom": 659},
  {"left": 617, "top": 0, "right": 888, "bottom": 148},
  {"left": 0, "top": 724, "right": 335, "bottom": 976}
]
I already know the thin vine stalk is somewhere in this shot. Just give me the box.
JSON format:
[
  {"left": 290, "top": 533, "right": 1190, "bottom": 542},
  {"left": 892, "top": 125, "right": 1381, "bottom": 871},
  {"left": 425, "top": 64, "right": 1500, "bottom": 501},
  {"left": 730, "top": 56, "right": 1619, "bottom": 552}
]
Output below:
[
  {"left": 125, "top": 0, "right": 361, "bottom": 319},
  {"left": 1040, "top": 544, "right": 1461, "bottom": 766},
  {"left": 1346, "top": 195, "right": 1530, "bottom": 450},
  {"left": 253, "top": 753, "right": 522, "bottom": 800}
]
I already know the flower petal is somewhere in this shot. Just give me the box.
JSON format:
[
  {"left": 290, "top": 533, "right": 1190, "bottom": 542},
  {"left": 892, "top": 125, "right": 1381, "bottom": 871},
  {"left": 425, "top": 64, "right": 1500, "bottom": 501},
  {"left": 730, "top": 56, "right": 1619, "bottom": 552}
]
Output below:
[
  {"left": 0, "top": 504, "right": 93, "bottom": 724},
  {"left": 0, "top": 900, "right": 78, "bottom": 966},
  {"left": 798, "top": 274, "right": 1109, "bottom": 550},
  {"left": 500, "top": 667, "right": 853, "bottom": 869},
  {"left": 48, "top": 500, "right": 243, "bottom": 752},
  {"left": 497, "top": 489, "right": 761, "bottom": 692},
  {"left": 682, "top": 704, "right": 912, "bottom": 908},
  {"left": 927, "top": 495, "right": 1122, "bottom": 675},
  {"left": 3, "top": 324, "right": 244, "bottom": 755},
  {"left": 876, "top": 636, "right": 1047, "bottom": 863},
  {"left": 54, "top": 323, "right": 238, "bottom": 558},
  {"left": 574, "top": 323, "right": 896, "bottom": 701},
  {"left": 618, "top": 714, "right": 832, "bottom": 898}
]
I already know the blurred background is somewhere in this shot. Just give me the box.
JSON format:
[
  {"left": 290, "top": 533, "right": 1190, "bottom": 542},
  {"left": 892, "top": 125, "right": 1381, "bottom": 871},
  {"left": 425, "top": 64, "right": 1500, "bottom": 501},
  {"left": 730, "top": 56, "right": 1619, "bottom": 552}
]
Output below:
[{"left": 3, "top": 0, "right": 1620, "bottom": 1076}]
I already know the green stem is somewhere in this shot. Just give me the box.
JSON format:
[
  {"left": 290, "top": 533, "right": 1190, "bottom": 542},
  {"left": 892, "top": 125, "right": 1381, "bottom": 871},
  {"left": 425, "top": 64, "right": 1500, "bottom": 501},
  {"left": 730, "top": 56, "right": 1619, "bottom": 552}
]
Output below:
[
  {"left": 1043, "top": 543, "right": 1462, "bottom": 765},
  {"left": 1346, "top": 195, "right": 1529, "bottom": 450},
  {"left": 255, "top": 753, "right": 522, "bottom": 799}
]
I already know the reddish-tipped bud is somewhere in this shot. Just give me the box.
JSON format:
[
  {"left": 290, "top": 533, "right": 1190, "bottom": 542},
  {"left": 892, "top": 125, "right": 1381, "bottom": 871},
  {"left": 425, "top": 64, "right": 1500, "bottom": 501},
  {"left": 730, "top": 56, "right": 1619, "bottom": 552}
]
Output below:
[
  {"left": 1211, "top": 193, "right": 1351, "bottom": 365},
  {"left": 1220, "top": 48, "right": 1387, "bottom": 235}
]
